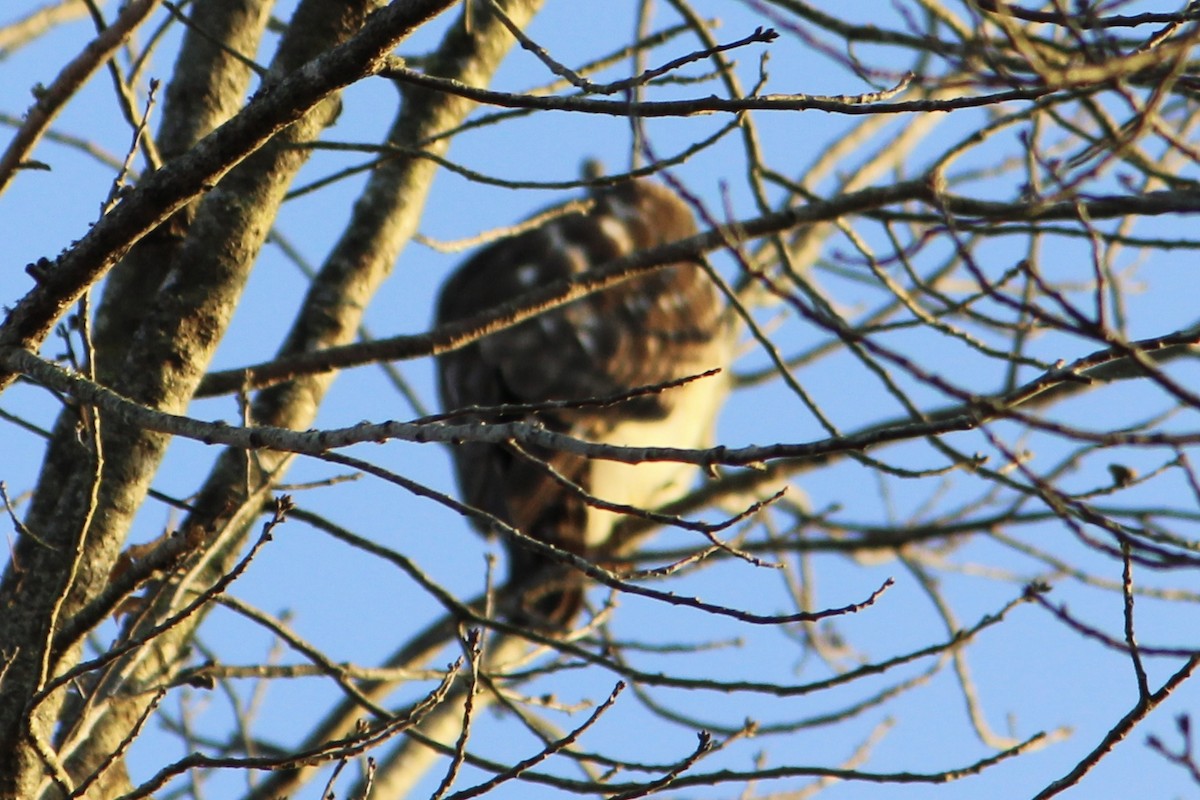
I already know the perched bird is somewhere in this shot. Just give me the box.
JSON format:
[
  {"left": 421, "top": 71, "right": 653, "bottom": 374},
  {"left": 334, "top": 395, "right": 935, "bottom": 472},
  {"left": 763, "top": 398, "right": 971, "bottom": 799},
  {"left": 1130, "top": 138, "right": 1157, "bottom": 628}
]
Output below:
[{"left": 435, "top": 179, "right": 731, "bottom": 624}]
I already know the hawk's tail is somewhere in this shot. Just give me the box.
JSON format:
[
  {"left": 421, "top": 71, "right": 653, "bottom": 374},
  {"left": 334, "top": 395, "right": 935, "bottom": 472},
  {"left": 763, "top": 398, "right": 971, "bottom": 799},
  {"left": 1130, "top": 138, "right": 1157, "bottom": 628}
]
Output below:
[{"left": 508, "top": 547, "right": 587, "bottom": 628}]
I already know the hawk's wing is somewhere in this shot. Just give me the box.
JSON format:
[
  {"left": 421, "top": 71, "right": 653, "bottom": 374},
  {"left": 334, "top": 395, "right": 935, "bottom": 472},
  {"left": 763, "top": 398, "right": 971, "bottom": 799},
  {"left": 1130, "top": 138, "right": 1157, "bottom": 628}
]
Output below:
[{"left": 435, "top": 180, "right": 730, "bottom": 620}]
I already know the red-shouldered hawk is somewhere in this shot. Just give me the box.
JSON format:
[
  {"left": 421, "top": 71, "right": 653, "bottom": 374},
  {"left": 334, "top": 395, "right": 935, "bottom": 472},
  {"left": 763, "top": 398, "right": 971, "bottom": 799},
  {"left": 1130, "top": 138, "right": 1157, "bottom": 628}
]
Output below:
[{"left": 435, "top": 180, "right": 731, "bottom": 624}]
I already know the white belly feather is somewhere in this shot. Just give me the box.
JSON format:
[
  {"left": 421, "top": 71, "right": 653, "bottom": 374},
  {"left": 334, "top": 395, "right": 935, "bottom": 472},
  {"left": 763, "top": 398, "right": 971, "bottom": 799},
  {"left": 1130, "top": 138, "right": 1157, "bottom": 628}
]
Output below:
[{"left": 583, "top": 371, "right": 729, "bottom": 547}]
